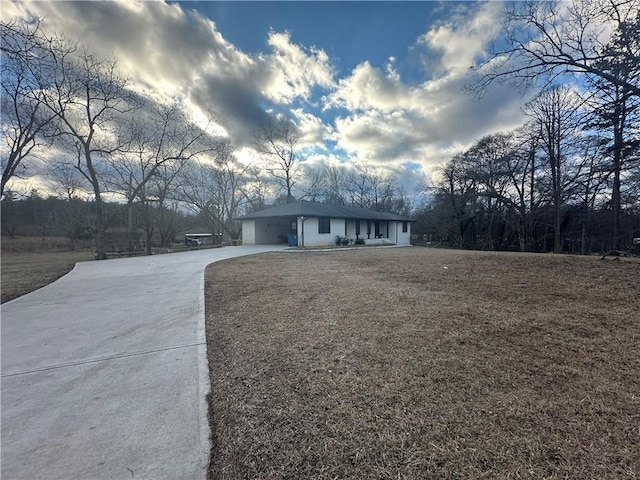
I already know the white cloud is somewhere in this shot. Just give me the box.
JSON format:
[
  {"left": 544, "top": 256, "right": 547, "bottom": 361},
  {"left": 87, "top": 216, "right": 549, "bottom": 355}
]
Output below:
[
  {"left": 325, "top": 1, "right": 530, "bottom": 177},
  {"left": 327, "top": 61, "right": 412, "bottom": 113},
  {"left": 290, "top": 108, "right": 334, "bottom": 148},
  {"left": 417, "top": 2, "right": 502, "bottom": 77},
  {"left": 263, "top": 30, "right": 334, "bottom": 104},
  {"left": 2, "top": 0, "right": 533, "bottom": 193}
]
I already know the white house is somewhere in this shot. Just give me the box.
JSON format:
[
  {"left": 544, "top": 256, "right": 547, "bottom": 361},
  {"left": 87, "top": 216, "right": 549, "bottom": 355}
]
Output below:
[{"left": 237, "top": 201, "right": 414, "bottom": 247}]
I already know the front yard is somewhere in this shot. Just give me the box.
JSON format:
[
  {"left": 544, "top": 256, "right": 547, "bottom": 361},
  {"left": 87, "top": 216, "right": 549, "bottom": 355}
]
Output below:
[{"left": 205, "top": 248, "right": 639, "bottom": 479}]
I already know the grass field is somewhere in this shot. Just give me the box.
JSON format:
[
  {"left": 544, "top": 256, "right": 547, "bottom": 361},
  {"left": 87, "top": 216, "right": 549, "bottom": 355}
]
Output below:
[
  {"left": 204, "top": 247, "right": 640, "bottom": 479},
  {"left": 1, "top": 237, "right": 94, "bottom": 303}
]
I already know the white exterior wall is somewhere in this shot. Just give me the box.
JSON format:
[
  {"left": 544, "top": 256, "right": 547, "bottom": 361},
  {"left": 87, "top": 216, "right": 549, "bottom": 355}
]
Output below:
[
  {"left": 241, "top": 220, "right": 256, "bottom": 245},
  {"left": 395, "top": 222, "right": 411, "bottom": 246},
  {"left": 299, "top": 217, "right": 344, "bottom": 247},
  {"left": 300, "top": 218, "right": 326, "bottom": 247}
]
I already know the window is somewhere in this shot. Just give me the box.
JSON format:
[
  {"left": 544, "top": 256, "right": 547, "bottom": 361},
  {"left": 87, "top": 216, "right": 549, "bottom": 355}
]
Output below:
[
  {"left": 402, "top": 221, "right": 408, "bottom": 233},
  {"left": 374, "top": 221, "right": 380, "bottom": 237},
  {"left": 318, "top": 217, "right": 331, "bottom": 234}
]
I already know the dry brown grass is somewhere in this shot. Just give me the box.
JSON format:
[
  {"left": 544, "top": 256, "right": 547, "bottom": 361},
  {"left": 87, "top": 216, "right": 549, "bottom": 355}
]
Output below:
[
  {"left": 1, "top": 238, "right": 94, "bottom": 303},
  {"left": 205, "top": 248, "right": 640, "bottom": 480}
]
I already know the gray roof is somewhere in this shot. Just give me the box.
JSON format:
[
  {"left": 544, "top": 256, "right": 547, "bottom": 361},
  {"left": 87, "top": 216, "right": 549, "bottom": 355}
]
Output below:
[{"left": 237, "top": 201, "right": 413, "bottom": 222}]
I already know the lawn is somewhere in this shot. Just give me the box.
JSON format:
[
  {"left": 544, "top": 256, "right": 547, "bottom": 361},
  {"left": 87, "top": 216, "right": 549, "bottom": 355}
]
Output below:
[
  {"left": 1, "top": 237, "right": 94, "bottom": 303},
  {"left": 204, "top": 247, "right": 640, "bottom": 479}
]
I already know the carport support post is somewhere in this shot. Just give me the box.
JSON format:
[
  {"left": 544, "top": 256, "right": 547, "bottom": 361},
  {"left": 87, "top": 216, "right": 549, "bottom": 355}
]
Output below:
[
  {"left": 300, "top": 215, "right": 306, "bottom": 248},
  {"left": 127, "top": 173, "right": 133, "bottom": 252}
]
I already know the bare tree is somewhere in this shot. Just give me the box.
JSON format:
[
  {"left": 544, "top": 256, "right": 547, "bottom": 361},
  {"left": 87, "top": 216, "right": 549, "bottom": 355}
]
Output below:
[
  {"left": 39, "top": 42, "right": 141, "bottom": 258},
  {"left": 253, "top": 119, "right": 300, "bottom": 203},
  {"left": 299, "top": 164, "right": 326, "bottom": 201},
  {"left": 572, "top": 135, "right": 609, "bottom": 254},
  {"left": 0, "top": 18, "right": 71, "bottom": 197},
  {"left": 586, "top": 29, "right": 640, "bottom": 250},
  {"left": 434, "top": 155, "right": 480, "bottom": 248},
  {"left": 48, "top": 161, "right": 90, "bottom": 250},
  {"left": 108, "top": 102, "right": 216, "bottom": 254},
  {"left": 180, "top": 139, "right": 250, "bottom": 240},
  {"left": 499, "top": 127, "right": 542, "bottom": 252},
  {"left": 323, "top": 163, "right": 348, "bottom": 205},
  {"left": 242, "top": 166, "right": 272, "bottom": 213},
  {"left": 462, "top": 133, "right": 514, "bottom": 249},
  {"left": 345, "top": 163, "right": 372, "bottom": 208},
  {"left": 467, "top": 0, "right": 640, "bottom": 98},
  {"left": 524, "top": 85, "right": 584, "bottom": 252}
]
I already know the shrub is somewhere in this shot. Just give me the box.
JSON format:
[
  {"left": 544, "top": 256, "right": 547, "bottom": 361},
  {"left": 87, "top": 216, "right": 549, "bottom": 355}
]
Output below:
[{"left": 354, "top": 238, "right": 365, "bottom": 245}]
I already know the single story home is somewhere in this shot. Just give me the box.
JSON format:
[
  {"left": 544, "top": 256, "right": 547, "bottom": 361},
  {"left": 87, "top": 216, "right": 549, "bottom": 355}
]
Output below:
[{"left": 236, "top": 200, "right": 414, "bottom": 247}]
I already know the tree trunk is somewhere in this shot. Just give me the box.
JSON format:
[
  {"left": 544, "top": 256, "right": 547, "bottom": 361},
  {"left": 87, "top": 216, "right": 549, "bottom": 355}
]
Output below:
[
  {"left": 94, "top": 227, "right": 107, "bottom": 260},
  {"left": 581, "top": 207, "right": 589, "bottom": 255},
  {"left": 611, "top": 125, "right": 622, "bottom": 251},
  {"left": 145, "top": 229, "right": 153, "bottom": 256}
]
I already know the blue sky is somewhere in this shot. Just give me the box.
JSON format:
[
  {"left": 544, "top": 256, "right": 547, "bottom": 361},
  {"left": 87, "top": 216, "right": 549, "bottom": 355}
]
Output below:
[
  {"left": 194, "top": 2, "right": 441, "bottom": 74},
  {"left": 3, "top": 1, "right": 535, "bottom": 192}
]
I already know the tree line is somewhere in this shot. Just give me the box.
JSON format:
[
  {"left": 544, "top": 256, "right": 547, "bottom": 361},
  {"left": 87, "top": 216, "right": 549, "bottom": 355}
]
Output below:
[{"left": 418, "top": 0, "right": 640, "bottom": 254}]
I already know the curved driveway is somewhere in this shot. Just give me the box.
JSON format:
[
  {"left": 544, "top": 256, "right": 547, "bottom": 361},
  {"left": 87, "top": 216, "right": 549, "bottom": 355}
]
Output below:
[{"left": 1, "top": 245, "right": 285, "bottom": 480}]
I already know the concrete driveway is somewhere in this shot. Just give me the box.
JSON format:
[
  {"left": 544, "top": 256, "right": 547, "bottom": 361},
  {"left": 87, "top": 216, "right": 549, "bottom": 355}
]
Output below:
[{"left": 1, "top": 245, "right": 285, "bottom": 480}]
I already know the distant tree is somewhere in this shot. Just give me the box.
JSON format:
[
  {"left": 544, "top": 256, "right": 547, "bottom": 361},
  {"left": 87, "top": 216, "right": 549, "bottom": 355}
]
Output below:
[
  {"left": 524, "top": 85, "right": 584, "bottom": 252},
  {"left": 253, "top": 119, "right": 300, "bottom": 203},
  {"left": 344, "top": 163, "right": 371, "bottom": 208},
  {"left": 1, "top": 189, "right": 21, "bottom": 238},
  {"left": 461, "top": 133, "right": 514, "bottom": 249},
  {"left": 242, "top": 167, "right": 272, "bottom": 213},
  {"left": 572, "top": 135, "right": 610, "bottom": 254},
  {"left": 298, "top": 164, "right": 326, "bottom": 202},
  {"left": 180, "top": 139, "right": 250, "bottom": 240},
  {"left": 48, "top": 161, "right": 90, "bottom": 250},
  {"left": 322, "top": 163, "right": 348, "bottom": 205},
  {"left": 434, "top": 155, "right": 481, "bottom": 248}
]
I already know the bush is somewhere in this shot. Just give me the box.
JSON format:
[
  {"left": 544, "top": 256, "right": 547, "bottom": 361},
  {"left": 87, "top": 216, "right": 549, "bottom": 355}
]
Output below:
[
  {"left": 354, "top": 238, "right": 365, "bottom": 245},
  {"left": 335, "top": 235, "right": 343, "bottom": 246}
]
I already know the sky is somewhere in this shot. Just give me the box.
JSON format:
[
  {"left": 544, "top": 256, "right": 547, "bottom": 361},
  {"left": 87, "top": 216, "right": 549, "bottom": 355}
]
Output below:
[{"left": 2, "top": 0, "right": 537, "bottom": 193}]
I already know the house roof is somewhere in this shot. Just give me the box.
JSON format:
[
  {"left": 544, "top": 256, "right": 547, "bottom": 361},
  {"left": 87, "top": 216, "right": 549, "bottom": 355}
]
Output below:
[{"left": 237, "top": 201, "right": 414, "bottom": 222}]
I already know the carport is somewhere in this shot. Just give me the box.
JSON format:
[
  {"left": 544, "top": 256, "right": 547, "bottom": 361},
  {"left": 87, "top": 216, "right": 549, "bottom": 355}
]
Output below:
[{"left": 240, "top": 216, "right": 298, "bottom": 245}]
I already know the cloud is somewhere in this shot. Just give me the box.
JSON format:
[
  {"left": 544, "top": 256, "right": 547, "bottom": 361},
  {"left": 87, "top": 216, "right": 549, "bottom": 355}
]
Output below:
[
  {"left": 2, "top": 0, "right": 534, "bottom": 194},
  {"left": 263, "top": 30, "right": 334, "bottom": 104},
  {"left": 2, "top": 0, "right": 335, "bottom": 151},
  {"left": 417, "top": 2, "right": 502, "bottom": 77},
  {"left": 325, "top": 2, "right": 530, "bottom": 176},
  {"left": 290, "top": 108, "right": 334, "bottom": 148},
  {"left": 326, "top": 61, "right": 410, "bottom": 112}
]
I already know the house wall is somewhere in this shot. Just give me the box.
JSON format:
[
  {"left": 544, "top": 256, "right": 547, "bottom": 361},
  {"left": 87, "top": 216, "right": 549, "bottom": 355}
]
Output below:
[
  {"left": 241, "top": 220, "right": 256, "bottom": 245},
  {"left": 395, "top": 222, "right": 411, "bottom": 246},
  {"left": 299, "top": 217, "right": 338, "bottom": 247}
]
